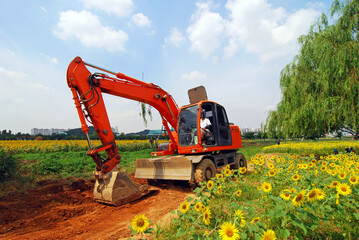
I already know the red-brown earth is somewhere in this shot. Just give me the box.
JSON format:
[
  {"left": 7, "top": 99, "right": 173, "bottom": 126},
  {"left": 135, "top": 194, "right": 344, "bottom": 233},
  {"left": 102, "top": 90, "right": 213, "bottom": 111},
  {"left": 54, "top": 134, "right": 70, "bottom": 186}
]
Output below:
[{"left": 0, "top": 177, "right": 193, "bottom": 240}]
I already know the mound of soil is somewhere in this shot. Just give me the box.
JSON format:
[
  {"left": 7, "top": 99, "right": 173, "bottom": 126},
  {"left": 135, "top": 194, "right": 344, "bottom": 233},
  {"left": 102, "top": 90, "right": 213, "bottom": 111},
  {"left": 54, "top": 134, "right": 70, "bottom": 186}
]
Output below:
[{"left": 0, "top": 177, "right": 193, "bottom": 240}]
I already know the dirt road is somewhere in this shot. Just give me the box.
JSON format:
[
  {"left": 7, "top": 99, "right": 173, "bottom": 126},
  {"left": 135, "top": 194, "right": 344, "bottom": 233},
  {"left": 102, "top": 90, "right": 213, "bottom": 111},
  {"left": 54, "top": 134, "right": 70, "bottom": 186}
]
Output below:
[{"left": 0, "top": 177, "right": 193, "bottom": 240}]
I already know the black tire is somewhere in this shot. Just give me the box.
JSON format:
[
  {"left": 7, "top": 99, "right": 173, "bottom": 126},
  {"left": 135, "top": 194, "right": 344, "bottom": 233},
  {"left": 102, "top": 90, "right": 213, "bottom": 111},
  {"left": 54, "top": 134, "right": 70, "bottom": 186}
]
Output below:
[
  {"left": 231, "top": 153, "right": 247, "bottom": 170},
  {"left": 194, "top": 158, "right": 216, "bottom": 186}
]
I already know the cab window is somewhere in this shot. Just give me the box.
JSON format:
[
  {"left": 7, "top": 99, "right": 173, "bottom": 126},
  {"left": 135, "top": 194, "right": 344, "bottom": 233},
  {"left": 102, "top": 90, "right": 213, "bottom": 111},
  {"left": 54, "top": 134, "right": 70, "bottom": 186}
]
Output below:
[{"left": 178, "top": 105, "right": 198, "bottom": 146}]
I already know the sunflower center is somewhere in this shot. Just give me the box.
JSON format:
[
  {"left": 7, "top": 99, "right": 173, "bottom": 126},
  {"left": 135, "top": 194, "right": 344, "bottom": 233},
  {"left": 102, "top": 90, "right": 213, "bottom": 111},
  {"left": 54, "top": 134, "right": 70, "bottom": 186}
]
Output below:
[
  {"left": 295, "top": 194, "right": 302, "bottom": 201},
  {"left": 137, "top": 219, "right": 144, "bottom": 227},
  {"left": 309, "top": 191, "right": 316, "bottom": 198},
  {"left": 226, "top": 229, "right": 233, "bottom": 237},
  {"left": 341, "top": 187, "right": 347, "bottom": 192}
]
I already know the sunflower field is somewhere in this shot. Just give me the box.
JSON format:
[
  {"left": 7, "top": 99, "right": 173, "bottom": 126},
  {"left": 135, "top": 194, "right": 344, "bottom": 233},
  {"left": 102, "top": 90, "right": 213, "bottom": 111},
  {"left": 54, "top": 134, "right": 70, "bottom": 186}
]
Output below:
[
  {"left": 152, "top": 153, "right": 359, "bottom": 239},
  {"left": 0, "top": 139, "right": 155, "bottom": 154},
  {"left": 263, "top": 140, "right": 359, "bottom": 156}
]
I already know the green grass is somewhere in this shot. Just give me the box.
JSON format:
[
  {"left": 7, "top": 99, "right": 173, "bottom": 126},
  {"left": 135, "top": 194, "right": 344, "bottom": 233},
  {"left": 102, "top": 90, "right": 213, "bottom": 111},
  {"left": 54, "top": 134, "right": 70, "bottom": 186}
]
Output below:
[
  {"left": 15, "top": 149, "right": 153, "bottom": 180},
  {"left": 240, "top": 140, "right": 275, "bottom": 159}
]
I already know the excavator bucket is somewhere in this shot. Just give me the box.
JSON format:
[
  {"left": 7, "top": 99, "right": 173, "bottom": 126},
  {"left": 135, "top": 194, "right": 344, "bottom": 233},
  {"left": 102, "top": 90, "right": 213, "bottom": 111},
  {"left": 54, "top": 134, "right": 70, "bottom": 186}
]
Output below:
[
  {"left": 135, "top": 155, "right": 193, "bottom": 180},
  {"left": 93, "top": 166, "right": 150, "bottom": 206}
]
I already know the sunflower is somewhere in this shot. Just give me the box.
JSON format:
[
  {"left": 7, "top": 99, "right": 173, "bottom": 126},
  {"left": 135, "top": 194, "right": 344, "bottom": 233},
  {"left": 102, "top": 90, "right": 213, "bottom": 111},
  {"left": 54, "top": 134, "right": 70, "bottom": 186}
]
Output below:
[
  {"left": 216, "top": 173, "right": 224, "bottom": 180},
  {"left": 201, "top": 204, "right": 207, "bottom": 213},
  {"left": 292, "top": 190, "right": 306, "bottom": 207},
  {"left": 203, "top": 207, "right": 212, "bottom": 225},
  {"left": 338, "top": 171, "right": 347, "bottom": 180},
  {"left": 239, "top": 167, "right": 247, "bottom": 174},
  {"left": 307, "top": 189, "right": 318, "bottom": 202},
  {"left": 320, "top": 165, "right": 327, "bottom": 171},
  {"left": 218, "top": 221, "right": 239, "bottom": 240},
  {"left": 131, "top": 214, "right": 149, "bottom": 233},
  {"left": 235, "top": 189, "right": 242, "bottom": 197},
  {"left": 194, "top": 202, "right": 202, "bottom": 212},
  {"left": 349, "top": 175, "right": 358, "bottom": 185},
  {"left": 268, "top": 169, "right": 276, "bottom": 177},
  {"left": 330, "top": 181, "right": 340, "bottom": 188},
  {"left": 207, "top": 180, "right": 214, "bottom": 190},
  {"left": 280, "top": 192, "right": 291, "bottom": 201},
  {"left": 268, "top": 163, "right": 275, "bottom": 169},
  {"left": 336, "top": 183, "right": 352, "bottom": 196},
  {"left": 225, "top": 164, "right": 231, "bottom": 170},
  {"left": 260, "top": 229, "right": 277, "bottom": 240},
  {"left": 234, "top": 209, "right": 246, "bottom": 227},
  {"left": 289, "top": 188, "right": 297, "bottom": 193},
  {"left": 251, "top": 217, "right": 261, "bottom": 224},
  {"left": 180, "top": 201, "right": 189, "bottom": 213},
  {"left": 316, "top": 188, "right": 326, "bottom": 200},
  {"left": 292, "top": 174, "right": 301, "bottom": 181},
  {"left": 262, "top": 182, "right": 272, "bottom": 193},
  {"left": 225, "top": 168, "right": 232, "bottom": 176},
  {"left": 217, "top": 185, "right": 222, "bottom": 193},
  {"left": 257, "top": 185, "right": 262, "bottom": 190}
]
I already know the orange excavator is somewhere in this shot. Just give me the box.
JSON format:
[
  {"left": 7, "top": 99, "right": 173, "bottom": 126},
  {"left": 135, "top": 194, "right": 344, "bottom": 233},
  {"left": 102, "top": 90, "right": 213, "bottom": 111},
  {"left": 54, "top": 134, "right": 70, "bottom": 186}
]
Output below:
[{"left": 67, "top": 56, "right": 246, "bottom": 206}]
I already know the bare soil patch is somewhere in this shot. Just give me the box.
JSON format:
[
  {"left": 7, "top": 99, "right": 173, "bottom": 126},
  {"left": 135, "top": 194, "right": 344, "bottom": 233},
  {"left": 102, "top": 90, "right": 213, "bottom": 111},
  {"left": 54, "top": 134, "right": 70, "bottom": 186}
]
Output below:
[{"left": 0, "top": 176, "right": 193, "bottom": 240}]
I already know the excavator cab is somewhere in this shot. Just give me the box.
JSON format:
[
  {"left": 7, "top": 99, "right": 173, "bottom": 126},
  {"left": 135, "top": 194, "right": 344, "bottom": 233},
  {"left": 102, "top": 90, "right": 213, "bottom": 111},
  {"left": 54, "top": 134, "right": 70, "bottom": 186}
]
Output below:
[{"left": 177, "top": 101, "right": 232, "bottom": 147}]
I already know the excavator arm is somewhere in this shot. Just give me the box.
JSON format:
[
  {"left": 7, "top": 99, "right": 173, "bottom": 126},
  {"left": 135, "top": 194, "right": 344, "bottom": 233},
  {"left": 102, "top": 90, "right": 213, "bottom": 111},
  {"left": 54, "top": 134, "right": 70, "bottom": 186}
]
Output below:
[
  {"left": 67, "top": 56, "right": 179, "bottom": 175},
  {"left": 66, "top": 56, "right": 181, "bottom": 205}
]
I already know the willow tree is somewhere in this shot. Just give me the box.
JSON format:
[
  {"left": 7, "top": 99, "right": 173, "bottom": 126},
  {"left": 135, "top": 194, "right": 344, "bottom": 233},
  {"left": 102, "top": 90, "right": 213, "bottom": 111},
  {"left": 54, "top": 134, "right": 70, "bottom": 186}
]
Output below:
[{"left": 266, "top": 0, "right": 359, "bottom": 139}]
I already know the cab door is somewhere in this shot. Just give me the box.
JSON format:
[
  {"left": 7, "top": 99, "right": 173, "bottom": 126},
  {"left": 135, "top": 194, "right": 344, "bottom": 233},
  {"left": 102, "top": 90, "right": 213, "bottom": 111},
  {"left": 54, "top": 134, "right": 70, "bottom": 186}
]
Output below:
[{"left": 216, "top": 104, "right": 232, "bottom": 146}]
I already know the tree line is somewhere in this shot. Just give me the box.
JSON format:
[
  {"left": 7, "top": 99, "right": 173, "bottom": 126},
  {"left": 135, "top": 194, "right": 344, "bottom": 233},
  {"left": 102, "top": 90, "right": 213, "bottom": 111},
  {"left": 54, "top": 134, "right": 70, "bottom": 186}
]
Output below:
[{"left": 0, "top": 128, "right": 169, "bottom": 141}]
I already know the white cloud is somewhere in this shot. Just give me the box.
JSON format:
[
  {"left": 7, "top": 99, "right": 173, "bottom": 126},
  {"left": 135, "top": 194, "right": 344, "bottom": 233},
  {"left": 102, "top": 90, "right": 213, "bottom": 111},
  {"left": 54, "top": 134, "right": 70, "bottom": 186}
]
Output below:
[
  {"left": 131, "top": 13, "right": 151, "bottom": 27},
  {"left": 165, "top": 28, "right": 186, "bottom": 47},
  {"left": 0, "top": 48, "right": 15, "bottom": 58},
  {"left": 0, "top": 67, "right": 28, "bottom": 79},
  {"left": 265, "top": 105, "right": 276, "bottom": 112},
  {"left": 182, "top": 70, "right": 207, "bottom": 82},
  {"left": 185, "top": 0, "right": 321, "bottom": 61},
  {"left": 54, "top": 10, "right": 128, "bottom": 52},
  {"left": 40, "top": 6, "right": 48, "bottom": 15},
  {"left": 224, "top": 0, "right": 321, "bottom": 62},
  {"left": 187, "top": 2, "right": 225, "bottom": 58},
  {"left": 40, "top": 53, "right": 59, "bottom": 64},
  {"left": 79, "top": 0, "right": 134, "bottom": 17}
]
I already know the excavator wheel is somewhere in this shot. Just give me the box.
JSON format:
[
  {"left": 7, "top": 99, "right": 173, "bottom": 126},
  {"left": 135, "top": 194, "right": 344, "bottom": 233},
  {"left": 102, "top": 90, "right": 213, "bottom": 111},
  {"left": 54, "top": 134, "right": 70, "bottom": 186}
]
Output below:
[
  {"left": 231, "top": 153, "right": 247, "bottom": 172},
  {"left": 194, "top": 158, "right": 216, "bottom": 187}
]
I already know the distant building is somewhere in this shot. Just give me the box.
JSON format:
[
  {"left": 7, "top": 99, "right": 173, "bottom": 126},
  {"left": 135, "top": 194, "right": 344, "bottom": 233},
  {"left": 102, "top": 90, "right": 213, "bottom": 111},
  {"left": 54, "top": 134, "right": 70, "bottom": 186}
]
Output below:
[
  {"left": 31, "top": 126, "right": 119, "bottom": 136},
  {"left": 240, "top": 127, "right": 261, "bottom": 135},
  {"left": 31, "top": 128, "right": 70, "bottom": 136}
]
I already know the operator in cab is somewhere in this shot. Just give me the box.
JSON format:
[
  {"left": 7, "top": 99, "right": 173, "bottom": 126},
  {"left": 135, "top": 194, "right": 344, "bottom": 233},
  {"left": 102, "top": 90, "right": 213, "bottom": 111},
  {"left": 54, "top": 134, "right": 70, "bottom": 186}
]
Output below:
[{"left": 200, "top": 110, "right": 211, "bottom": 143}]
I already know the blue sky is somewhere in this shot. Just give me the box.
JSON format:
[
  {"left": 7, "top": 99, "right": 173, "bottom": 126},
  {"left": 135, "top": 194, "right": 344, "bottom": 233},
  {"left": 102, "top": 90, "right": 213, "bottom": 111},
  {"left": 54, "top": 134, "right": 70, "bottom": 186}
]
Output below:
[{"left": 0, "top": 0, "right": 333, "bottom": 134}]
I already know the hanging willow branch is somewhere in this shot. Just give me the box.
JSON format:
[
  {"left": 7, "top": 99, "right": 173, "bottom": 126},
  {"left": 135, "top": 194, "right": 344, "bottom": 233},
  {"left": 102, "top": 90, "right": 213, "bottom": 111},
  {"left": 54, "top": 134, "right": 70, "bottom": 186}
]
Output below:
[
  {"left": 139, "top": 102, "right": 152, "bottom": 127},
  {"left": 265, "top": 0, "right": 359, "bottom": 139}
]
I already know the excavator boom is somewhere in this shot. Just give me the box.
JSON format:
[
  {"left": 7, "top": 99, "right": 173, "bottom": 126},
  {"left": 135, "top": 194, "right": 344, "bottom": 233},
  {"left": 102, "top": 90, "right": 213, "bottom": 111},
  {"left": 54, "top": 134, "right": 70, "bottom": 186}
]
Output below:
[
  {"left": 66, "top": 57, "right": 180, "bottom": 205},
  {"left": 66, "top": 56, "right": 244, "bottom": 205}
]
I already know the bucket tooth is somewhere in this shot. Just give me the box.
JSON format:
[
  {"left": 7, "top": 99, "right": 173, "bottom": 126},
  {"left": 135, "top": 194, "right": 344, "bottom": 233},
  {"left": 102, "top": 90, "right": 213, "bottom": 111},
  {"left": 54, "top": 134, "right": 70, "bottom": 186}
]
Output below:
[{"left": 94, "top": 167, "right": 149, "bottom": 206}]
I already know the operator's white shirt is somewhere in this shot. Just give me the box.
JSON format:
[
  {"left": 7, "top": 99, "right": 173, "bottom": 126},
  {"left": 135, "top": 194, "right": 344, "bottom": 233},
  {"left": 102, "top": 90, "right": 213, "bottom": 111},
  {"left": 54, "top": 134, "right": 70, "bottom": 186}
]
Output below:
[{"left": 200, "top": 118, "right": 211, "bottom": 129}]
